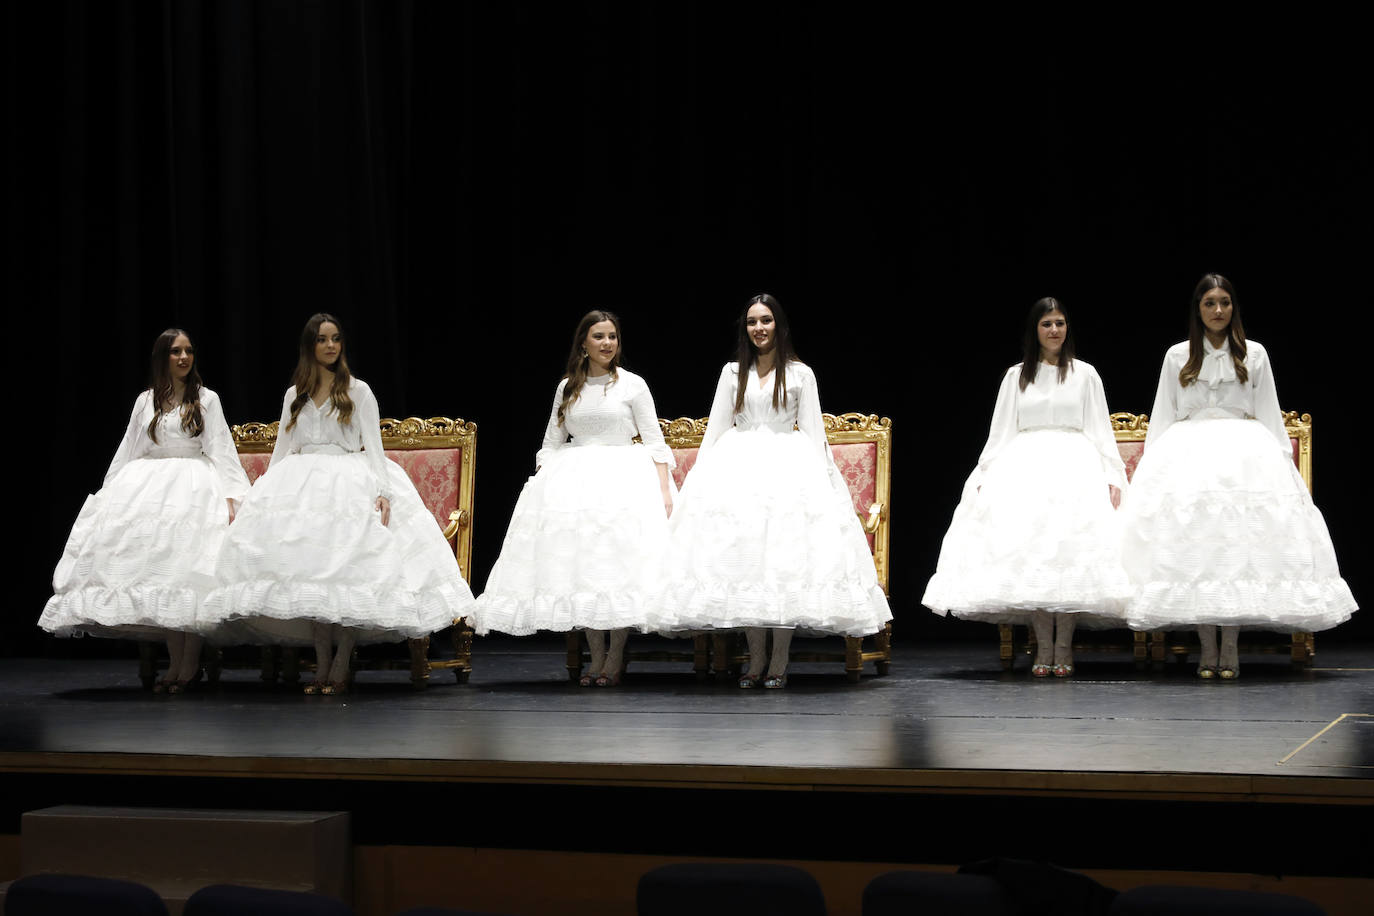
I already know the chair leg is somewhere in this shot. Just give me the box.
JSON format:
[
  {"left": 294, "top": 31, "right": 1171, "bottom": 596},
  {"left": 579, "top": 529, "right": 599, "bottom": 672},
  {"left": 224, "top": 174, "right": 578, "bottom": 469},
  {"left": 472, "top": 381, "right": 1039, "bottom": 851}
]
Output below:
[
  {"left": 998, "top": 623, "right": 1015, "bottom": 671},
  {"left": 711, "top": 633, "right": 735, "bottom": 678},
  {"left": 693, "top": 635, "right": 710, "bottom": 682},
  {"left": 281, "top": 646, "right": 301, "bottom": 684},
  {"left": 138, "top": 641, "right": 158, "bottom": 691},
  {"left": 845, "top": 635, "right": 863, "bottom": 683},
  {"left": 1149, "top": 630, "right": 1168, "bottom": 671},
  {"left": 451, "top": 621, "right": 474, "bottom": 683},
  {"left": 565, "top": 631, "right": 583, "bottom": 682},
  {"left": 259, "top": 646, "right": 279, "bottom": 683},
  {"left": 875, "top": 621, "right": 892, "bottom": 675},
  {"left": 203, "top": 643, "right": 222, "bottom": 684},
  {"left": 409, "top": 635, "right": 431, "bottom": 689},
  {"left": 1291, "top": 631, "right": 1315, "bottom": 668}
]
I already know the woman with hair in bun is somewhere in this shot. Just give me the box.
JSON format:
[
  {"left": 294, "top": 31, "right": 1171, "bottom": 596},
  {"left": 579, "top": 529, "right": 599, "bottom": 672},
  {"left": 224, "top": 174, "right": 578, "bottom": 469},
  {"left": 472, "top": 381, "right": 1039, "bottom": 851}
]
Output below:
[
  {"left": 41, "top": 328, "right": 250, "bottom": 692},
  {"left": 473, "top": 310, "right": 675, "bottom": 687},
  {"left": 1121, "top": 274, "right": 1356, "bottom": 678},
  {"left": 202, "top": 313, "right": 474, "bottom": 694},
  {"left": 653, "top": 294, "right": 891, "bottom": 688},
  {"left": 922, "top": 298, "right": 1131, "bottom": 676}
]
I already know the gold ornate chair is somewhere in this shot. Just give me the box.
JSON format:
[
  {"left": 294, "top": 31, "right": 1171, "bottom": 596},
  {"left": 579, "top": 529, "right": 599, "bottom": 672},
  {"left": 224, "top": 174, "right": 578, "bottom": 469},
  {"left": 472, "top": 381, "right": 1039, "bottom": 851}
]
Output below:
[
  {"left": 998, "top": 410, "right": 1317, "bottom": 671},
  {"left": 634, "top": 412, "right": 894, "bottom": 683},
  {"left": 138, "top": 416, "right": 478, "bottom": 689}
]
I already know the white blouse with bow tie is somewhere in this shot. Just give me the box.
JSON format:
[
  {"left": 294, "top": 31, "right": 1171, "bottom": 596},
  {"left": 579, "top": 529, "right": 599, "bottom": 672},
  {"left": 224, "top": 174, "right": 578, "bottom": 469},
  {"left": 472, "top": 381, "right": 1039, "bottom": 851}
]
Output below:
[{"left": 1144, "top": 337, "right": 1290, "bottom": 457}]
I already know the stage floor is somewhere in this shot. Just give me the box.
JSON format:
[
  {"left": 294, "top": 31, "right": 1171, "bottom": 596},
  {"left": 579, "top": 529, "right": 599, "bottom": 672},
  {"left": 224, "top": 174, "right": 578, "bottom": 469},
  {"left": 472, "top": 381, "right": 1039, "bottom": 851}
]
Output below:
[{"left": 1, "top": 639, "right": 1370, "bottom": 795}]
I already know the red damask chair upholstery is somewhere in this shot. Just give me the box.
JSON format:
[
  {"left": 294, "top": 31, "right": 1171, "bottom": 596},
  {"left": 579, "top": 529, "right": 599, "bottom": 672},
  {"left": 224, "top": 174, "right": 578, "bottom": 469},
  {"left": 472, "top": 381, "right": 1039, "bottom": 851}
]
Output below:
[
  {"left": 627, "top": 412, "right": 893, "bottom": 684},
  {"left": 998, "top": 410, "right": 1317, "bottom": 671},
  {"left": 140, "top": 416, "right": 478, "bottom": 690}
]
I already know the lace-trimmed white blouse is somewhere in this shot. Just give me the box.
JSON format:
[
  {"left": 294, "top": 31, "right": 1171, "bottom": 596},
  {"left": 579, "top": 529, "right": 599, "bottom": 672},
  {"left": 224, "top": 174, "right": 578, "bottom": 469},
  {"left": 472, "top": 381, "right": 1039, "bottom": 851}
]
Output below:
[
  {"left": 535, "top": 368, "right": 675, "bottom": 470},
  {"left": 106, "top": 388, "right": 250, "bottom": 503},
  {"left": 974, "top": 359, "right": 1127, "bottom": 492},
  {"left": 1144, "top": 338, "right": 1289, "bottom": 456},
  {"left": 269, "top": 378, "right": 394, "bottom": 500},
  {"left": 701, "top": 361, "right": 831, "bottom": 458}
]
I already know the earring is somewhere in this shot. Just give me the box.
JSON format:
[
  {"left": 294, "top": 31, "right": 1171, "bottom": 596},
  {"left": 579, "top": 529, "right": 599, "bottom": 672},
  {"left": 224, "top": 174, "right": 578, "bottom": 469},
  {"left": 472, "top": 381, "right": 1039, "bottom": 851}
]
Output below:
[{"left": 581, "top": 349, "right": 588, "bottom": 359}]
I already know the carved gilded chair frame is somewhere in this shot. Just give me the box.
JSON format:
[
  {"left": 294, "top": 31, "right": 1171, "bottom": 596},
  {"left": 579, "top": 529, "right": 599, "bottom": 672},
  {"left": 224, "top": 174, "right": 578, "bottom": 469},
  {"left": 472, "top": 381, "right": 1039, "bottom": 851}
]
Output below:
[
  {"left": 617, "top": 412, "right": 894, "bottom": 683},
  {"left": 231, "top": 416, "right": 478, "bottom": 581},
  {"left": 998, "top": 410, "right": 1317, "bottom": 672},
  {"left": 144, "top": 416, "right": 480, "bottom": 689}
]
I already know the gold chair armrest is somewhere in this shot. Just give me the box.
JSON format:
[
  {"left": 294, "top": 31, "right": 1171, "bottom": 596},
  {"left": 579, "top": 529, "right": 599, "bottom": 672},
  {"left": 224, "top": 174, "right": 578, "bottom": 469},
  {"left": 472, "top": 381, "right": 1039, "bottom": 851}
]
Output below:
[
  {"left": 860, "top": 501, "right": 884, "bottom": 535},
  {"left": 442, "top": 509, "right": 468, "bottom": 541}
]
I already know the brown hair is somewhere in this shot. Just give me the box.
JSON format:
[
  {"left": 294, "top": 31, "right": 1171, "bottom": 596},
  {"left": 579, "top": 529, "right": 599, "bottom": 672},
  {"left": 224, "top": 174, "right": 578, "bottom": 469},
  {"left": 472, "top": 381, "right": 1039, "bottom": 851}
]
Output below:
[
  {"left": 147, "top": 328, "right": 204, "bottom": 443},
  {"left": 1179, "top": 273, "right": 1248, "bottom": 387},
  {"left": 286, "top": 313, "right": 355, "bottom": 431},
  {"left": 1018, "top": 297, "right": 1074, "bottom": 391},
  {"left": 732, "top": 293, "right": 798, "bottom": 413},
  {"left": 557, "top": 310, "right": 622, "bottom": 425}
]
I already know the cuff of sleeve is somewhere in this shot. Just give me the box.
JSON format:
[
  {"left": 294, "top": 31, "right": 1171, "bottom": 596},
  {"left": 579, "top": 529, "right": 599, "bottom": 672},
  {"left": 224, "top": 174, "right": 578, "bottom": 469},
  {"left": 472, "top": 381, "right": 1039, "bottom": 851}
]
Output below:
[{"left": 646, "top": 444, "right": 677, "bottom": 468}]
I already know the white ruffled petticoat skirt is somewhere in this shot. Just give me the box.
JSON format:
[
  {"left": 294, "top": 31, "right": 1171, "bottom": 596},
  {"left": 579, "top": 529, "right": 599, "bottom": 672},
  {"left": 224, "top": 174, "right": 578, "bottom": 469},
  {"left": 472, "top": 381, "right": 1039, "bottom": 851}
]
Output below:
[
  {"left": 200, "top": 452, "right": 473, "bottom": 645},
  {"left": 473, "top": 444, "right": 673, "bottom": 635},
  {"left": 41, "top": 456, "right": 230, "bottom": 639},
  {"left": 1121, "top": 417, "right": 1355, "bottom": 632},
  {"left": 922, "top": 429, "right": 1132, "bottom": 626},
  {"left": 650, "top": 427, "right": 891, "bottom": 637}
]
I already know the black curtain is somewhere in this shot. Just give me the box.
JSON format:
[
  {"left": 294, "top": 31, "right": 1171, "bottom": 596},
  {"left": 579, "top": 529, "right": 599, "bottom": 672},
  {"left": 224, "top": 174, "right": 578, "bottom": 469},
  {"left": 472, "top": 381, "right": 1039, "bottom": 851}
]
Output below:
[{"left": 6, "top": 1, "right": 1370, "bottom": 654}]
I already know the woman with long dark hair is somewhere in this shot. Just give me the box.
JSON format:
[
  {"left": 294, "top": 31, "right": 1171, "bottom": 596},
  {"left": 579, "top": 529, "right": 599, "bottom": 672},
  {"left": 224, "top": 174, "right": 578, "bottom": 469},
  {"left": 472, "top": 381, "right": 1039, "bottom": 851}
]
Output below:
[
  {"left": 922, "top": 298, "right": 1131, "bottom": 676},
  {"left": 41, "top": 329, "right": 250, "bottom": 692},
  {"left": 473, "top": 310, "right": 675, "bottom": 686},
  {"left": 201, "top": 314, "right": 474, "bottom": 694},
  {"left": 653, "top": 294, "right": 891, "bottom": 687},
  {"left": 1121, "top": 275, "right": 1355, "bottom": 677}
]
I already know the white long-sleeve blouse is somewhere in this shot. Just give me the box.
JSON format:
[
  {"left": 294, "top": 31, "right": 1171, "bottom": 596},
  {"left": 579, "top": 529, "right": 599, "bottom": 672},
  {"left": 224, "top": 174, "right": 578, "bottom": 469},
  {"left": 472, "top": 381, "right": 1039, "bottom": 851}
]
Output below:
[
  {"left": 269, "top": 378, "right": 393, "bottom": 501},
  {"left": 1144, "top": 338, "right": 1290, "bottom": 457},
  {"left": 535, "top": 368, "right": 675, "bottom": 470},
  {"left": 974, "top": 359, "right": 1127, "bottom": 492},
  {"left": 700, "top": 361, "right": 833, "bottom": 462},
  {"left": 104, "top": 388, "right": 250, "bottom": 505}
]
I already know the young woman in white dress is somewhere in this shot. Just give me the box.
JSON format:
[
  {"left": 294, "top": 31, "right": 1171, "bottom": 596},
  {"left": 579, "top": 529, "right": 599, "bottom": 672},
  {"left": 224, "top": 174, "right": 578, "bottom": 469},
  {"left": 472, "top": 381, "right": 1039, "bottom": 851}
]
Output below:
[
  {"left": 41, "top": 329, "right": 251, "bottom": 692},
  {"left": 653, "top": 294, "right": 891, "bottom": 688},
  {"left": 1120, "top": 274, "right": 1356, "bottom": 678},
  {"left": 473, "top": 310, "right": 675, "bottom": 686},
  {"left": 921, "top": 298, "right": 1131, "bottom": 676},
  {"left": 201, "top": 313, "right": 474, "bottom": 694}
]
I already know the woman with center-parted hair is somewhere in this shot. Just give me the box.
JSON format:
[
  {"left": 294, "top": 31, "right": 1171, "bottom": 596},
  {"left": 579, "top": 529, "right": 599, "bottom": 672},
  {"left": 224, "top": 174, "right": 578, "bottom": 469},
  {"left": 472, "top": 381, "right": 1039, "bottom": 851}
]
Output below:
[
  {"left": 921, "top": 298, "right": 1131, "bottom": 677},
  {"left": 40, "top": 328, "right": 251, "bottom": 692},
  {"left": 1120, "top": 274, "right": 1356, "bottom": 678},
  {"left": 200, "top": 313, "right": 475, "bottom": 695},
  {"left": 650, "top": 294, "right": 891, "bottom": 688},
  {"left": 472, "top": 310, "right": 676, "bottom": 686}
]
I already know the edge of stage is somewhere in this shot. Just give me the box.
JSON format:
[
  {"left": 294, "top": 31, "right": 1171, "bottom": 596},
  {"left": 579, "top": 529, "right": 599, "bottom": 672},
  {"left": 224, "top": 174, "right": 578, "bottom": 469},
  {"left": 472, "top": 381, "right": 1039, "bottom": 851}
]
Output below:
[{"left": 1, "top": 639, "right": 1370, "bottom": 880}]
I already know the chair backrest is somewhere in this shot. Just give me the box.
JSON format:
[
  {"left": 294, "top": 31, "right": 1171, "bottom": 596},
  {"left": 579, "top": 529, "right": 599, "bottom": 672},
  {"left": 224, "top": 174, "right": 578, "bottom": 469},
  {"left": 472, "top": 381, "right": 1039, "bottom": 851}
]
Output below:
[
  {"left": 5, "top": 873, "right": 169, "bottom": 916},
  {"left": 1108, "top": 884, "right": 1325, "bottom": 915},
  {"left": 1110, "top": 410, "right": 1312, "bottom": 493},
  {"left": 658, "top": 412, "right": 893, "bottom": 592},
  {"left": 184, "top": 883, "right": 355, "bottom": 916},
  {"left": 230, "top": 416, "right": 478, "bottom": 580},
  {"left": 637, "top": 862, "right": 826, "bottom": 916}
]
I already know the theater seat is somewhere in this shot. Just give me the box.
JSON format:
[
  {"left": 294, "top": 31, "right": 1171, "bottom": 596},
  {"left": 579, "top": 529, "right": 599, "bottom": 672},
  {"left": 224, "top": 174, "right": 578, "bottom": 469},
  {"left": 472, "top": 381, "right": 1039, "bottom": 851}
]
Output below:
[
  {"left": 1109, "top": 885, "right": 1325, "bottom": 915},
  {"left": 5, "top": 873, "right": 168, "bottom": 916},
  {"left": 863, "top": 870, "right": 1013, "bottom": 916},
  {"left": 637, "top": 862, "right": 826, "bottom": 916},
  {"left": 183, "top": 884, "right": 353, "bottom": 916}
]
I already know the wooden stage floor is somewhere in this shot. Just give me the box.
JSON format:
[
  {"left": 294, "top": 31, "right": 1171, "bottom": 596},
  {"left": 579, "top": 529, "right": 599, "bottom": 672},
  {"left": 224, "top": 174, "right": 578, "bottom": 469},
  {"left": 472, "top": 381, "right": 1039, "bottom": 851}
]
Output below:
[{"left": 1, "top": 639, "right": 1370, "bottom": 876}]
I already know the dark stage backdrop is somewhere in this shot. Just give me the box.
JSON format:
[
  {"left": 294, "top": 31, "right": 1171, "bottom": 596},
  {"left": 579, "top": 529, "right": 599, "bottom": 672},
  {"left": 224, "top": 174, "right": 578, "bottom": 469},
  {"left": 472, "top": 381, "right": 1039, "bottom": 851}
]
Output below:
[{"left": 6, "top": 2, "right": 1370, "bottom": 655}]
